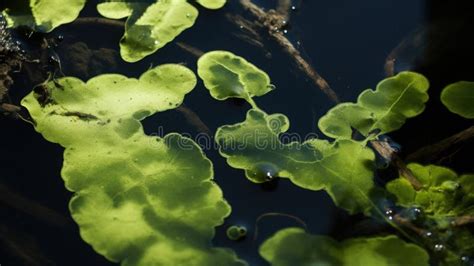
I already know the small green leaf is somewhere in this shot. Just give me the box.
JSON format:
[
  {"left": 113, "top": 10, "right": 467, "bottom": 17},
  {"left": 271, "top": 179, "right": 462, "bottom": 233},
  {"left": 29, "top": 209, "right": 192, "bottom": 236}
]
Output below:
[
  {"left": 197, "top": 51, "right": 273, "bottom": 106},
  {"left": 319, "top": 72, "right": 429, "bottom": 139},
  {"left": 22, "top": 65, "right": 246, "bottom": 266},
  {"left": 97, "top": 0, "right": 199, "bottom": 62},
  {"left": 216, "top": 108, "right": 376, "bottom": 214},
  {"left": 440, "top": 81, "right": 474, "bottom": 119},
  {"left": 196, "top": 0, "right": 227, "bottom": 9},
  {"left": 3, "top": 0, "right": 86, "bottom": 32},
  {"left": 260, "top": 228, "right": 429, "bottom": 266},
  {"left": 226, "top": 225, "right": 247, "bottom": 241}
]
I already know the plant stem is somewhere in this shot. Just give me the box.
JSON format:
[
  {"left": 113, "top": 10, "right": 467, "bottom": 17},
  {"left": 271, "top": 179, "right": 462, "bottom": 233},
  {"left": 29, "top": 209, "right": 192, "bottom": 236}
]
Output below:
[{"left": 370, "top": 140, "right": 423, "bottom": 190}]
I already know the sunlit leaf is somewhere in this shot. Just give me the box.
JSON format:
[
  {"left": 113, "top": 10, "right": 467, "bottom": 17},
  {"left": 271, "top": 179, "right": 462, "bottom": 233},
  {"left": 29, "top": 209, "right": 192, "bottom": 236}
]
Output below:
[
  {"left": 260, "top": 228, "right": 429, "bottom": 266},
  {"left": 21, "top": 65, "right": 246, "bottom": 266},
  {"left": 440, "top": 81, "right": 474, "bottom": 119},
  {"left": 318, "top": 72, "right": 429, "bottom": 139},
  {"left": 216, "top": 108, "right": 376, "bottom": 214},
  {"left": 387, "top": 163, "right": 474, "bottom": 217},
  {"left": 97, "top": 0, "right": 198, "bottom": 62},
  {"left": 387, "top": 164, "right": 474, "bottom": 265},
  {"left": 2, "top": 0, "right": 86, "bottom": 32},
  {"left": 196, "top": 0, "right": 227, "bottom": 9},
  {"left": 97, "top": 0, "right": 226, "bottom": 62},
  {"left": 197, "top": 51, "right": 273, "bottom": 106}
]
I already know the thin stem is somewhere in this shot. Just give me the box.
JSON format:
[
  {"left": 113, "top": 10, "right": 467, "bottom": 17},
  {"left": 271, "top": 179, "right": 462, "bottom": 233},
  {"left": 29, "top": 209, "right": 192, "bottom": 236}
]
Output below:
[
  {"left": 253, "top": 212, "right": 308, "bottom": 241},
  {"left": 406, "top": 126, "right": 474, "bottom": 164},
  {"left": 370, "top": 140, "right": 423, "bottom": 190}
]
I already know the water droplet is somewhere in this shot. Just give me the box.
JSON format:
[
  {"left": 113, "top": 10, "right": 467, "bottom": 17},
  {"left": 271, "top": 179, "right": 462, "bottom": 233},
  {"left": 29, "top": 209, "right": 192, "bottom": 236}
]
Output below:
[
  {"left": 424, "top": 231, "right": 433, "bottom": 238},
  {"left": 247, "top": 162, "right": 279, "bottom": 183},
  {"left": 434, "top": 244, "right": 445, "bottom": 252},
  {"left": 283, "top": 30, "right": 288, "bottom": 34},
  {"left": 291, "top": 6, "right": 297, "bottom": 11}
]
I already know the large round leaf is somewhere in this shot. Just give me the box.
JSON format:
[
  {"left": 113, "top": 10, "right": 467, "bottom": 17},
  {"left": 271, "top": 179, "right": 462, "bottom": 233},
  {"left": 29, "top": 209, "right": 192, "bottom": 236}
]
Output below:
[{"left": 22, "top": 64, "right": 246, "bottom": 265}]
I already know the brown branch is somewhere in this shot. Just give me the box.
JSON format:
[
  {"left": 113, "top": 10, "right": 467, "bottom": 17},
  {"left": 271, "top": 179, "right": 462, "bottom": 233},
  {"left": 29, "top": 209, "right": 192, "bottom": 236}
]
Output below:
[
  {"left": 237, "top": 0, "right": 339, "bottom": 103},
  {"left": 406, "top": 126, "right": 474, "bottom": 164},
  {"left": 384, "top": 27, "right": 425, "bottom": 77},
  {"left": 392, "top": 214, "right": 427, "bottom": 236},
  {"left": 371, "top": 140, "right": 423, "bottom": 190},
  {"left": 451, "top": 215, "right": 474, "bottom": 227},
  {"left": 176, "top": 105, "right": 212, "bottom": 135},
  {"left": 0, "top": 184, "right": 72, "bottom": 229},
  {"left": 175, "top": 42, "right": 204, "bottom": 57},
  {"left": 73, "top": 17, "right": 125, "bottom": 28},
  {"left": 0, "top": 224, "right": 52, "bottom": 266},
  {"left": 276, "top": 0, "right": 292, "bottom": 20}
]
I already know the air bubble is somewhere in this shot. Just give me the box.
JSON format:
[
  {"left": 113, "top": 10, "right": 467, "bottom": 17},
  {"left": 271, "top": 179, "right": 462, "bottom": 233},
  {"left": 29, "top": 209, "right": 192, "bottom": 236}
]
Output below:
[
  {"left": 247, "top": 162, "right": 279, "bottom": 183},
  {"left": 433, "top": 244, "right": 445, "bottom": 252}
]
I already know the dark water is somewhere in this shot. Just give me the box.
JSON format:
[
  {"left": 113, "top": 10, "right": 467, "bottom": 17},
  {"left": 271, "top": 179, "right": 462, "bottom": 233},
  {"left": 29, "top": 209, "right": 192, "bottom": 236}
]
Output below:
[{"left": 1, "top": 0, "right": 473, "bottom": 265}]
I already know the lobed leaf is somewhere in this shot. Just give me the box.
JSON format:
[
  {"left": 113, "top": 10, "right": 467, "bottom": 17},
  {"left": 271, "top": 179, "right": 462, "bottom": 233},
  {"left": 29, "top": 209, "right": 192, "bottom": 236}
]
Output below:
[
  {"left": 387, "top": 163, "right": 474, "bottom": 218},
  {"left": 260, "top": 228, "right": 429, "bottom": 266},
  {"left": 3, "top": 0, "right": 86, "bottom": 32},
  {"left": 97, "top": 0, "right": 198, "bottom": 62},
  {"left": 22, "top": 64, "right": 246, "bottom": 266},
  {"left": 216, "top": 108, "right": 376, "bottom": 214},
  {"left": 318, "top": 72, "right": 429, "bottom": 139},
  {"left": 440, "top": 81, "right": 474, "bottom": 119}
]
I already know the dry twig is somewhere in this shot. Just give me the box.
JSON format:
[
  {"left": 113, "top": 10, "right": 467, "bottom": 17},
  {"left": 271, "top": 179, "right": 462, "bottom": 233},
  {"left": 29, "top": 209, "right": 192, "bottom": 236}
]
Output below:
[
  {"left": 236, "top": 0, "right": 339, "bottom": 102},
  {"left": 406, "top": 126, "right": 474, "bottom": 164}
]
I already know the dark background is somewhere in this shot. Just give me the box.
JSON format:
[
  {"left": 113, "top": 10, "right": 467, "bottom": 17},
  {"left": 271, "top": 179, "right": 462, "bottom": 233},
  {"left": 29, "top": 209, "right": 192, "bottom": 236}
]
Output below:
[{"left": 1, "top": 0, "right": 473, "bottom": 265}]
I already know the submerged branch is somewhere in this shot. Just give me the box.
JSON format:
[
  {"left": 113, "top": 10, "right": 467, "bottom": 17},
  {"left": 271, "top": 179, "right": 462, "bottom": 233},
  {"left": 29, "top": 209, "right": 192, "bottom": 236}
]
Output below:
[
  {"left": 0, "top": 184, "right": 71, "bottom": 229},
  {"left": 406, "top": 126, "right": 474, "bottom": 164},
  {"left": 237, "top": 0, "right": 339, "bottom": 103},
  {"left": 176, "top": 105, "right": 211, "bottom": 135},
  {"left": 73, "top": 17, "right": 125, "bottom": 28},
  {"left": 371, "top": 140, "right": 423, "bottom": 190},
  {"left": 253, "top": 212, "right": 308, "bottom": 241},
  {"left": 276, "top": 0, "right": 292, "bottom": 20},
  {"left": 175, "top": 42, "right": 204, "bottom": 57},
  {"left": 451, "top": 215, "right": 474, "bottom": 227}
]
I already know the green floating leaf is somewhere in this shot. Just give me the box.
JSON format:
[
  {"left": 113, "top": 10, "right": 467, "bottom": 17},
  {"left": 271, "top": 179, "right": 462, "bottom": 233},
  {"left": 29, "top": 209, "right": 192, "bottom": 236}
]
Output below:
[
  {"left": 387, "top": 163, "right": 474, "bottom": 218},
  {"left": 216, "top": 108, "right": 376, "bottom": 214},
  {"left": 387, "top": 164, "right": 474, "bottom": 264},
  {"left": 22, "top": 65, "right": 245, "bottom": 266},
  {"left": 260, "top": 228, "right": 429, "bottom": 266},
  {"left": 196, "top": 0, "right": 227, "bottom": 9},
  {"left": 319, "top": 72, "right": 429, "bottom": 139},
  {"left": 226, "top": 225, "right": 247, "bottom": 241},
  {"left": 97, "top": 0, "right": 198, "bottom": 62},
  {"left": 440, "top": 81, "right": 474, "bottom": 119},
  {"left": 97, "top": 0, "right": 226, "bottom": 62},
  {"left": 197, "top": 50, "right": 273, "bottom": 106},
  {"left": 3, "top": 0, "right": 86, "bottom": 32}
]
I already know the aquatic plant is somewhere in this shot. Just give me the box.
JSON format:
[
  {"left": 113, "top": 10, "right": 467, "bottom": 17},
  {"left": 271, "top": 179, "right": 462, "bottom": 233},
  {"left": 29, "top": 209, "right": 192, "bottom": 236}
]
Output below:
[
  {"left": 2, "top": 0, "right": 227, "bottom": 62},
  {"left": 1, "top": 1, "right": 473, "bottom": 265},
  {"left": 197, "top": 50, "right": 473, "bottom": 265},
  {"left": 21, "top": 65, "right": 245, "bottom": 265}
]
